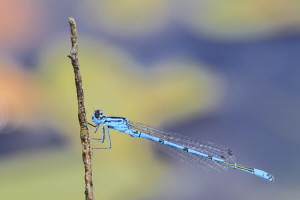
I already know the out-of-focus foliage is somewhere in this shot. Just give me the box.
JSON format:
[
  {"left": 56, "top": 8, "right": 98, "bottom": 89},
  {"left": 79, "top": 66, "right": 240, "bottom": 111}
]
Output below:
[
  {"left": 39, "top": 37, "right": 222, "bottom": 127},
  {"left": 180, "top": 0, "right": 300, "bottom": 39}
]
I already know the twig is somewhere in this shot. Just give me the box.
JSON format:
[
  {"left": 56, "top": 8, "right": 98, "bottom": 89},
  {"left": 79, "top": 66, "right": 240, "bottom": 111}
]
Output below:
[{"left": 67, "top": 17, "right": 94, "bottom": 200}]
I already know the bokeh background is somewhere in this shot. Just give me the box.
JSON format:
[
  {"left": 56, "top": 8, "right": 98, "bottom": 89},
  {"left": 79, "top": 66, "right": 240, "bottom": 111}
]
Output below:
[{"left": 0, "top": 0, "right": 300, "bottom": 199}]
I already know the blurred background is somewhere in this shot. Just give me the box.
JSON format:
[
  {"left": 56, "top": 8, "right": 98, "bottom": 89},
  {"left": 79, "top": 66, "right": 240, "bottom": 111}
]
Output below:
[{"left": 0, "top": 0, "right": 299, "bottom": 199}]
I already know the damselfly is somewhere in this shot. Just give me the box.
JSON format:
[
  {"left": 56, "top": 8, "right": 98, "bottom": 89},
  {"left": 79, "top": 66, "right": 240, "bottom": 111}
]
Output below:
[{"left": 87, "top": 110, "right": 274, "bottom": 182}]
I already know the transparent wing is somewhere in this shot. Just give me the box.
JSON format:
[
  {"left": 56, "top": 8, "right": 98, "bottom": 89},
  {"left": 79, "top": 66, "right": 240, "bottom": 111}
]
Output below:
[{"left": 129, "top": 121, "right": 236, "bottom": 171}]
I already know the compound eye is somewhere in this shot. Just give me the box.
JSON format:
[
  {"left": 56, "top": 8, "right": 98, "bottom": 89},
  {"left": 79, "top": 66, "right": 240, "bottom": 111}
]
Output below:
[{"left": 94, "top": 110, "right": 103, "bottom": 119}]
